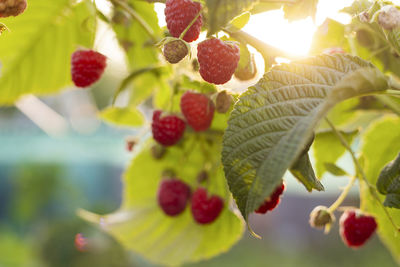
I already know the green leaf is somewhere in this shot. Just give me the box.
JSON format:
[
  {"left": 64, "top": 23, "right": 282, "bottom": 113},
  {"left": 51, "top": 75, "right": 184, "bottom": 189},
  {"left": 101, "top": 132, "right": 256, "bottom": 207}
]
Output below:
[
  {"left": 0, "top": 0, "right": 95, "bottom": 105},
  {"left": 99, "top": 107, "right": 144, "bottom": 127},
  {"left": 283, "top": 0, "right": 318, "bottom": 21},
  {"left": 222, "top": 54, "right": 388, "bottom": 221},
  {"left": 360, "top": 117, "right": 400, "bottom": 264},
  {"left": 324, "top": 162, "right": 349, "bottom": 177},
  {"left": 313, "top": 129, "right": 358, "bottom": 177},
  {"left": 80, "top": 136, "right": 244, "bottom": 266},
  {"left": 377, "top": 152, "right": 400, "bottom": 208},
  {"left": 206, "top": 0, "right": 259, "bottom": 36},
  {"left": 289, "top": 152, "right": 324, "bottom": 191},
  {"left": 228, "top": 12, "right": 251, "bottom": 31},
  {"left": 310, "top": 19, "right": 349, "bottom": 55}
]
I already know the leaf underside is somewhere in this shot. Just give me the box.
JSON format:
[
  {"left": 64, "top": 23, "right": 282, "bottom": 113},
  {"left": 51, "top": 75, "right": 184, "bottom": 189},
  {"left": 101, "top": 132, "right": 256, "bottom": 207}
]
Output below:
[{"left": 222, "top": 54, "right": 388, "bottom": 221}]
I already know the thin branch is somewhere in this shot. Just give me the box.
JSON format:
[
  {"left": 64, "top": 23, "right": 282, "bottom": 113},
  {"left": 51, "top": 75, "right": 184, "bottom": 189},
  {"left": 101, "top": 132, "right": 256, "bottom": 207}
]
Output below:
[{"left": 326, "top": 118, "right": 400, "bottom": 233}]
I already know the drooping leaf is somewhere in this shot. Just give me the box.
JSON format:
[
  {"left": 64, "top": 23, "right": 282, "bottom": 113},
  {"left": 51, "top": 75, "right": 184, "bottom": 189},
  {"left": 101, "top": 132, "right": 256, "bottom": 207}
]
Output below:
[
  {"left": 324, "top": 162, "right": 349, "bottom": 177},
  {"left": 99, "top": 107, "right": 144, "bottom": 127},
  {"left": 206, "top": 0, "right": 259, "bottom": 36},
  {"left": 0, "top": 0, "right": 95, "bottom": 105},
  {"left": 222, "top": 54, "right": 388, "bottom": 221},
  {"left": 80, "top": 136, "right": 244, "bottom": 266},
  {"left": 283, "top": 0, "right": 318, "bottom": 21},
  {"left": 377, "top": 152, "right": 400, "bottom": 208},
  {"left": 289, "top": 152, "right": 324, "bottom": 191},
  {"left": 360, "top": 117, "right": 400, "bottom": 264},
  {"left": 313, "top": 129, "right": 358, "bottom": 177}
]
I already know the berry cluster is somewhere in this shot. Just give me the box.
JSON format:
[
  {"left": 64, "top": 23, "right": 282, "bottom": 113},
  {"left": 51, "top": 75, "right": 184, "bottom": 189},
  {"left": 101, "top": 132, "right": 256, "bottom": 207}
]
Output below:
[
  {"left": 255, "top": 182, "right": 285, "bottom": 214},
  {"left": 157, "top": 177, "right": 224, "bottom": 224},
  {"left": 163, "top": 0, "right": 241, "bottom": 84}
]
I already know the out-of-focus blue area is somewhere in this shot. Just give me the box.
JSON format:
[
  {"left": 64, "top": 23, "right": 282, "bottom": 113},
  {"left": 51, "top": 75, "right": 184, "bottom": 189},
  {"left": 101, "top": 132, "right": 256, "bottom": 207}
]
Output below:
[{"left": 0, "top": 88, "right": 397, "bottom": 267}]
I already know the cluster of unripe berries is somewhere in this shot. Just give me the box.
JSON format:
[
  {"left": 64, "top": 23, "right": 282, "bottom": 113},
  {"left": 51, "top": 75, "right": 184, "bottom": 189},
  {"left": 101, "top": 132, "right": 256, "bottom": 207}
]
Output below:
[{"left": 0, "top": 0, "right": 27, "bottom": 18}]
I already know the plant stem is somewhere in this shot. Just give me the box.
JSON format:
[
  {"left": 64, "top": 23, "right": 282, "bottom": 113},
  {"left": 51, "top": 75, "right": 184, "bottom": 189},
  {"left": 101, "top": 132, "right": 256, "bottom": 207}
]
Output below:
[
  {"left": 111, "top": 0, "right": 157, "bottom": 43},
  {"left": 325, "top": 118, "right": 400, "bottom": 232},
  {"left": 327, "top": 175, "right": 357, "bottom": 213},
  {"left": 179, "top": 9, "right": 202, "bottom": 39}
]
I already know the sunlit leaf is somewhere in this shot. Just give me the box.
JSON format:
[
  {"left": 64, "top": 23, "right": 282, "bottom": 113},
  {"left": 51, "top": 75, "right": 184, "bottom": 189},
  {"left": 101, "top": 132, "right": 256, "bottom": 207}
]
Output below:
[
  {"left": 0, "top": 0, "right": 95, "bottom": 105},
  {"left": 222, "top": 54, "right": 388, "bottom": 221},
  {"left": 81, "top": 136, "right": 244, "bottom": 266},
  {"left": 377, "top": 152, "right": 400, "bottom": 208},
  {"left": 360, "top": 117, "right": 400, "bottom": 264},
  {"left": 99, "top": 107, "right": 144, "bottom": 127}
]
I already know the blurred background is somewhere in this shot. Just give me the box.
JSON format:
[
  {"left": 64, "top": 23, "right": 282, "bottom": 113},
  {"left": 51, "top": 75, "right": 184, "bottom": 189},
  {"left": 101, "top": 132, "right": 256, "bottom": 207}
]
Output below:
[{"left": 1, "top": 0, "right": 399, "bottom": 266}]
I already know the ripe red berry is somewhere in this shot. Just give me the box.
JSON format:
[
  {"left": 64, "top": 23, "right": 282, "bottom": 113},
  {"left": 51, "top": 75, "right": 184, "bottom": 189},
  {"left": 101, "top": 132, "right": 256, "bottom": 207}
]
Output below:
[
  {"left": 191, "top": 187, "right": 224, "bottom": 224},
  {"left": 0, "top": 0, "right": 27, "bottom": 18},
  {"left": 71, "top": 50, "right": 107, "bottom": 88},
  {"left": 255, "top": 182, "right": 285, "bottom": 214},
  {"left": 165, "top": 0, "right": 202, "bottom": 42},
  {"left": 152, "top": 110, "right": 186, "bottom": 146},
  {"left": 339, "top": 209, "right": 377, "bottom": 248},
  {"left": 180, "top": 91, "right": 215, "bottom": 131},
  {"left": 197, "top": 38, "right": 240, "bottom": 84},
  {"left": 74, "top": 233, "right": 88, "bottom": 252},
  {"left": 158, "top": 178, "right": 191, "bottom": 216}
]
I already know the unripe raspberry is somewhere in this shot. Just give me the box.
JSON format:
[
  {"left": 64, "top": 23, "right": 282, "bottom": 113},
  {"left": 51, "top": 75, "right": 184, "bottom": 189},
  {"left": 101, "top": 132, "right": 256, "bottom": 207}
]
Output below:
[
  {"left": 255, "top": 182, "right": 285, "bottom": 214},
  {"left": 309, "top": 206, "right": 335, "bottom": 229},
  {"left": 158, "top": 178, "right": 191, "bottom": 216},
  {"left": 234, "top": 54, "right": 257, "bottom": 81},
  {"left": 165, "top": 0, "right": 202, "bottom": 42},
  {"left": 163, "top": 39, "right": 189, "bottom": 64},
  {"left": 151, "top": 144, "right": 166, "bottom": 160},
  {"left": 339, "top": 209, "right": 377, "bottom": 248},
  {"left": 0, "top": 0, "right": 27, "bottom": 18},
  {"left": 197, "top": 39, "right": 240, "bottom": 84},
  {"left": 191, "top": 187, "right": 224, "bottom": 224},
  {"left": 196, "top": 170, "right": 208, "bottom": 183},
  {"left": 215, "top": 90, "right": 232, "bottom": 113},
  {"left": 378, "top": 6, "right": 400, "bottom": 30},
  {"left": 125, "top": 136, "right": 138, "bottom": 152}
]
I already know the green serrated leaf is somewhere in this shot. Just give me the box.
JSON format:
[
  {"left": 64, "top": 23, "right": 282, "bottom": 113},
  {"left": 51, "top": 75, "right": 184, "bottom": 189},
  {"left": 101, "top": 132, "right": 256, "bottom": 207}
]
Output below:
[
  {"left": 324, "top": 162, "right": 349, "bottom": 177},
  {"left": 310, "top": 19, "right": 349, "bottom": 55},
  {"left": 99, "top": 107, "right": 144, "bottom": 127},
  {"left": 360, "top": 117, "right": 400, "bottom": 264},
  {"left": 80, "top": 136, "right": 244, "bottom": 266},
  {"left": 206, "top": 0, "right": 259, "bottom": 36},
  {"left": 313, "top": 129, "right": 358, "bottom": 177},
  {"left": 0, "top": 0, "right": 95, "bottom": 105},
  {"left": 290, "top": 152, "right": 324, "bottom": 191},
  {"left": 283, "top": 0, "right": 318, "bottom": 22},
  {"left": 377, "top": 152, "right": 400, "bottom": 208},
  {"left": 222, "top": 54, "right": 388, "bottom": 221},
  {"left": 228, "top": 12, "right": 251, "bottom": 31}
]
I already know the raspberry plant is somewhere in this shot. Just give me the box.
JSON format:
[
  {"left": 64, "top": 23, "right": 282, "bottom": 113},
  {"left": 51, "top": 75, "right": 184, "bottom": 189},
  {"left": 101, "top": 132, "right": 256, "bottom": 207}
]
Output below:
[{"left": 1, "top": 0, "right": 400, "bottom": 265}]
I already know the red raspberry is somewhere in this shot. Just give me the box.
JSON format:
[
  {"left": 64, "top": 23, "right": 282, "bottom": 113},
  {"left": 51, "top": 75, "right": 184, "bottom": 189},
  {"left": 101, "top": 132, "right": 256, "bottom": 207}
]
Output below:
[
  {"left": 191, "top": 187, "right": 224, "bottom": 224},
  {"left": 74, "top": 233, "right": 88, "bottom": 252},
  {"left": 180, "top": 91, "right": 215, "bottom": 131},
  {"left": 255, "top": 182, "right": 285, "bottom": 214},
  {"left": 165, "top": 0, "right": 202, "bottom": 42},
  {"left": 340, "top": 209, "right": 377, "bottom": 248},
  {"left": 0, "top": 0, "right": 27, "bottom": 18},
  {"left": 152, "top": 110, "right": 186, "bottom": 146},
  {"left": 71, "top": 50, "right": 107, "bottom": 88},
  {"left": 197, "top": 38, "right": 240, "bottom": 84},
  {"left": 158, "top": 178, "right": 191, "bottom": 216}
]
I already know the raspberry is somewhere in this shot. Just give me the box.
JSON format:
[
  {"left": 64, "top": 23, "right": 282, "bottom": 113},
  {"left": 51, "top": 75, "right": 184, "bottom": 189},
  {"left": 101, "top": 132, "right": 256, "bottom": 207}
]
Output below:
[
  {"left": 180, "top": 91, "right": 215, "bottom": 131},
  {"left": 255, "top": 182, "right": 285, "bottom": 214},
  {"left": 0, "top": 0, "right": 27, "bottom": 18},
  {"left": 191, "top": 187, "right": 224, "bottom": 224},
  {"left": 339, "top": 209, "right": 377, "bottom": 248},
  {"left": 234, "top": 54, "right": 257, "bottom": 81},
  {"left": 165, "top": 0, "right": 202, "bottom": 42},
  {"left": 378, "top": 5, "right": 400, "bottom": 30},
  {"left": 215, "top": 90, "right": 232, "bottom": 113},
  {"left": 158, "top": 178, "right": 191, "bottom": 216},
  {"left": 71, "top": 50, "right": 107, "bottom": 88},
  {"left": 74, "top": 233, "right": 88, "bottom": 252},
  {"left": 309, "top": 205, "right": 335, "bottom": 229},
  {"left": 323, "top": 47, "right": 345, "bottom": 55},
  {"left": 152, "top": 110, "right": 186, "bottom": 146},
  {"left": 197, "top": 39, "right": 240, "bottom": 84},
  {"left": 163, "top": 39, "right": 189, "bottom": 64}
]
